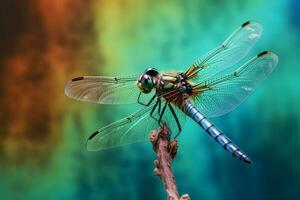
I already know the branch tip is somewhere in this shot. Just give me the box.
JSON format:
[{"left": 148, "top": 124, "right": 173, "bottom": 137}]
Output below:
[{"left": 150, "top": 125, "right": 189, "bottom": 200}]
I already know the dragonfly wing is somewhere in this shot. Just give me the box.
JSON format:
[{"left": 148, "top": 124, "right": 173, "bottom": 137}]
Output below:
[
  {"left": 193, "top": 51, "right": 278, "bottom": 118},
  {"left": 65, "top": 75, "right": 142, "bottom": 104},
  {"left": 87, "top": 97, "right": 188, "bottom": 151},
  {"left": 87, "top": 102, "right": 158, "bottom": 151},
  {"left": 186, "top": 21, "right": 263, "bottom": 82}
]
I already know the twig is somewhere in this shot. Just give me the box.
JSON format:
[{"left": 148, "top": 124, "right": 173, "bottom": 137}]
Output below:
[{"left": 150, "top": 124, "right": 190, "bottom": 200}]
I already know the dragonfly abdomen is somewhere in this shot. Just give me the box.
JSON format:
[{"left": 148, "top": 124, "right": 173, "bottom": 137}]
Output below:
[{"left": 184, "top": 101, "right": 252, "bottom": 164}]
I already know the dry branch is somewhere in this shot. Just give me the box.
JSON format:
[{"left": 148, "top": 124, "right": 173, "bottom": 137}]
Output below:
[{"left": 150, "top": 124, "right": 190, "bottom": 200}]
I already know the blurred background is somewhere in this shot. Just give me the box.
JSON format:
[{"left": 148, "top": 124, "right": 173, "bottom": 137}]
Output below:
[{"left": 1, "top": 0, "right": 300, "bottom": 199}]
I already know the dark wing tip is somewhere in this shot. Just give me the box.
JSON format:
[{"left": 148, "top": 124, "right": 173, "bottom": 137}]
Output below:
[
  {"left": 88, "top": 131, "right": 99, "bottom": 140},
  {"left": 72, "top": 76, "right": 84, "bottom": 82},
  {"left": 257, "top": 51, "right": 270, "bottom": 57},
  {"left": 241, "top": 21, "right": 251, "bottom": 27}
]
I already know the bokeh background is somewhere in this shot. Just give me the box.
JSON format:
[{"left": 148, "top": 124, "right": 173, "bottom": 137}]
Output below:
[{"left": 1, "top": 0, "right": 300, "bottom": 199}]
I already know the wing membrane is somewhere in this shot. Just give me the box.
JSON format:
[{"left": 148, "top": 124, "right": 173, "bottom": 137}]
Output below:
[
  {"left": 64, "top": 75, "right": 141, "bottom": 104},
  {"left": 187, "top": 21, "right": 263, "bottom": 82},
  {"left": 193, "top": 51, "right": 278, "bottom": 117},
  {"left": 86, "top": 97, "right": 187, "bottom": 151},
  {"left": 86, "top": 103, "right": 158, "bottom": 151}
]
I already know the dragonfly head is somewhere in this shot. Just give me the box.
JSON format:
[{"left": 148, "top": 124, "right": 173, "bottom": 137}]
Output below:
[{"left": 137, "top": 67, "right": 159, "bottom": 94}]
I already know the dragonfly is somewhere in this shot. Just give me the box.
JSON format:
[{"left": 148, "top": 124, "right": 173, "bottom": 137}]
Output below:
[{"left": 65, "top": 21, "right": 278, "bottom": 164}]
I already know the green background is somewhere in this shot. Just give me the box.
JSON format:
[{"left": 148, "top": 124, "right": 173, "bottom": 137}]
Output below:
[{"left": 1, "top": 0, "right": 299, "bottom": 199}]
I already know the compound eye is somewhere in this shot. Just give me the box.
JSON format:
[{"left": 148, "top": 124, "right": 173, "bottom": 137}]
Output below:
[
  {"left": 142, "top": 75, "right": 153, "bottom": 87},
  {"left": 140, "top": 74, "right": 153, "bottom": 93},
  {"left": 145, "top": 67, "right": 159, "bottom": 76}
]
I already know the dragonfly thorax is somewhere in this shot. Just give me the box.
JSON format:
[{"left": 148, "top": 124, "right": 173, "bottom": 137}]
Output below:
[
  {"left": 179, "top": 80, "right": 193, "bottom": 94},
  {"left": 156, "top": 72, "right": 193, "bottom": 97}
]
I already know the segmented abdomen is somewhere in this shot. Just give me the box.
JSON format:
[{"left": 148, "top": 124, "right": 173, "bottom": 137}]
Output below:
[{"left": 184, "top": 101, "right": 252, "bottom": 164}]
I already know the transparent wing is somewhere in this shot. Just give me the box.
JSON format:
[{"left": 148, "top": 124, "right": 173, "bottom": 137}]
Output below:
[
  {"left": 86, "top": 98, "right": 187, "bottom": 151},
  {"left": 186, "top": 21, "right": 263, "bottom": 82},
  {"left": 193, "top": 51, "right": 278, "bottom": 117},
  {"left": 64, "top": 75, "right": 142, "bottom": 104},
  {"left": 87, "top": 103, "right": 158, "bottom": 151}
]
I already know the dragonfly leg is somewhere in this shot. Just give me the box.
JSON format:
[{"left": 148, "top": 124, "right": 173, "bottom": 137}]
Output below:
[
  {"left": 150, "top": 99, "right": 159, "bottom": 121},
  {"left": 168, "top": 104, "right": 182, "bottom": 138},
  {"left": 137, "top": 92, "right": 156, "bottom": 106},
  {"left": 158, "top": 101, "right": 168, "bottom": 125},
  {"left": 157, "top": 98, "right": 161, "bottom": 115}
]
